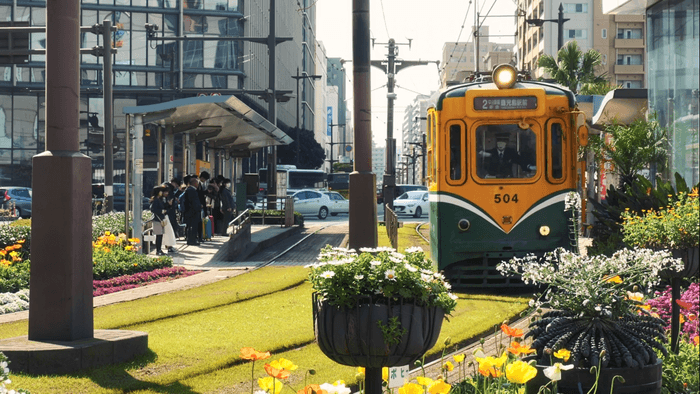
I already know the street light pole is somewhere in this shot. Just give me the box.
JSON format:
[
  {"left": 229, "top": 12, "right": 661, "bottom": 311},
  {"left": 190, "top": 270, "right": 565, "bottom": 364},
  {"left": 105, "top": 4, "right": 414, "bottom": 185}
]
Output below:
[
  {"left": 292, "top": 67, "right": 321, "bottom": 167},
  {"left": 525, "top": 2, "right": 570, "bottom": 50},
  {"left": 326, "top": 123, "right": 345, "bottom": 173}
]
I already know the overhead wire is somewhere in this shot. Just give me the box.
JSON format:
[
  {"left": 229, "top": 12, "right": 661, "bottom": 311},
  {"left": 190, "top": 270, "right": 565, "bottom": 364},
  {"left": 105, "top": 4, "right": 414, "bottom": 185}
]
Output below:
[{"left": 378, "top": 0, "right": 391, "bottom": 39}]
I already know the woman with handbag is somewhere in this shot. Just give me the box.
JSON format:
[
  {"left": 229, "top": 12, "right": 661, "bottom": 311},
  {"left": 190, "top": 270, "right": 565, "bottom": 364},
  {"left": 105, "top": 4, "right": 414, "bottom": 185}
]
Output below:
[{"left": 149, "top": 185, "right": 168, "bottom": 256}]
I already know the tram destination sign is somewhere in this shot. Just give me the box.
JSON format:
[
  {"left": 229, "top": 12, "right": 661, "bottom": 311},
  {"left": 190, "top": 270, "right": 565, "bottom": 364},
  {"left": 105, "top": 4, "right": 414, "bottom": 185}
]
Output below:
[{"left": 474, "top": 96, "right": 537, "bottom": 110}]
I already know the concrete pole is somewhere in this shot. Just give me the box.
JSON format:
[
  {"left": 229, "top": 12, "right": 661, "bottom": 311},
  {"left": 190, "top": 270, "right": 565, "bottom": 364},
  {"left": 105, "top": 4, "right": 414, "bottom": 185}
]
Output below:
[
  {"left": 156, "top": 126, "right": 163, "bottom": 185},
  {"left": 29, "top": 0, "right": 93, "bottom": 341},
  {"left": 132, "top": 114, "right": 144, "bottom": 250},
  {"left": 383, "top": 39, "right": 396, "bottom": 211},
  {"left": 103, "top": 19, "right": 114, "bottom": 212},
  {"left": 165, "top": 126, "right": 174, "bottom": 180},
  {"left": 349, "top": 0, "right": 377, "bottom": 250},
  {"left": 266, "top": 0, "right": 278, "bottom": 209}
]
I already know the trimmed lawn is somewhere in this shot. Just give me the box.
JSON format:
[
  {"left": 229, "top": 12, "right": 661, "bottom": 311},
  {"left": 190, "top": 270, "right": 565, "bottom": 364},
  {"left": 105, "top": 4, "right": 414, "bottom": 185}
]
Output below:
[{"left": 2, "top": 266, "right": 528, "bottom": 394}]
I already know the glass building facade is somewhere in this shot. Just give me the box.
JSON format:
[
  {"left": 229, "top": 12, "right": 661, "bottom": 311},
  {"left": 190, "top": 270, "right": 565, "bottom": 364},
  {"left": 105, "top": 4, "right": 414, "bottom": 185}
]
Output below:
[
  {"left": 647, "top": 0, "right": 699, "bottom": 185},
  {"left": 0, "top": 0, "right": 315, "bottom": 187}
]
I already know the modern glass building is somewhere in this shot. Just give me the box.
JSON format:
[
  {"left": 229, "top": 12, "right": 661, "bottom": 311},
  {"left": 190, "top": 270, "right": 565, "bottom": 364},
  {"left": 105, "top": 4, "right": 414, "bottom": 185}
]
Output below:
[
  {"left": 604, "top": 0, "right": 699, "bottom": 186},
  {"left": 0, "top": 0, "right": 317, "bottom": 188},
  {"left": 646, "top": 0, "right": 698, "bottom": 185}
]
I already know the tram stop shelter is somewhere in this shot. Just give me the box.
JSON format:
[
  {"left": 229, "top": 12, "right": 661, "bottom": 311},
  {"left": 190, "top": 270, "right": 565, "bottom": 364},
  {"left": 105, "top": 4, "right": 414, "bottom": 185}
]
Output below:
[{"left": 123, "top": 94, "right": 293, "bottom": 244}]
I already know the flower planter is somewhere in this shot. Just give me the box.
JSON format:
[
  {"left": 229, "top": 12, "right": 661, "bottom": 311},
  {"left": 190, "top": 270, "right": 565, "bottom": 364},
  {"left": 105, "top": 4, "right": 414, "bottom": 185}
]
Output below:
[
  {"left": 312, "top": 294, "right": 443, "bottom": 368},
  {"left": 664, "top": 247, "right": 699, "bottom": 278},
  {"left": 525, "top": 359, "right": 662, "bottom": 394}
]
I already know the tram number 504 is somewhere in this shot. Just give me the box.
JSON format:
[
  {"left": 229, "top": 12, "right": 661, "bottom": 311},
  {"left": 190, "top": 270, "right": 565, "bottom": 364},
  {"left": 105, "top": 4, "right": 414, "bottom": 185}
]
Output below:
[{"left": 494, "top": 194, "right": 518, "bottom": 204}]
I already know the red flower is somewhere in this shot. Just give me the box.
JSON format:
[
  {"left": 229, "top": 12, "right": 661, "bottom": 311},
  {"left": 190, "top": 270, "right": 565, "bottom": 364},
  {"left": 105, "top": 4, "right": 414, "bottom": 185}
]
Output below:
[{"left": 676, "top": 300, "right": 693, "bottom": 310}]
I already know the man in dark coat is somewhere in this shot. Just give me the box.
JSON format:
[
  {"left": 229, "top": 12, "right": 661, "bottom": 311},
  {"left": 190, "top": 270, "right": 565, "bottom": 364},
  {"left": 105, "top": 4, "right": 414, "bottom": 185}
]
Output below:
[
  {"left": 218, "top": 179, "right": 234, "bottom": 236},
  {"left": 482, "top": 134, "right": 524, "bottom": 178},
  {"left": 183, "top": 177, "right": 202, "bottom": 245},
  {"left": 196, "top": 171, "right": 210, "bottom": 242}
]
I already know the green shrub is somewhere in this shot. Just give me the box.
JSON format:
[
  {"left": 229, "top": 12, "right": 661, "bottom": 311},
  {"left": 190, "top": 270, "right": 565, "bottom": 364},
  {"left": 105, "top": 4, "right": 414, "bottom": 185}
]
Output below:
[
  {"left": 659, "top": 338, "right": 700, "bottom": 394},
  {"left": 0, "top": 261, "right": 30, "bottom": 293},
  {"left": 589, "top": 173, "right": 698, "bottom": 256},
  {"left": 92, "top": 210, "right": 152, "bottom": 241},
  {"left": 93, "top": 249, "right": 172, "bottom": 280},
  {"left": 9, "top": 219, "right": 31, "bottom": 227}
]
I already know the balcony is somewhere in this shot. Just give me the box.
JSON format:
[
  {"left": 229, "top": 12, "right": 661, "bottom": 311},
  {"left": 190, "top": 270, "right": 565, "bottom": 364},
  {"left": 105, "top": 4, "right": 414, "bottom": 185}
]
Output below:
[
  {"left": 615, "top": 38, "right": 644, "bottom": 48},
  {"left": 615, "top": 64, "right": 644, "bottom": 74}
]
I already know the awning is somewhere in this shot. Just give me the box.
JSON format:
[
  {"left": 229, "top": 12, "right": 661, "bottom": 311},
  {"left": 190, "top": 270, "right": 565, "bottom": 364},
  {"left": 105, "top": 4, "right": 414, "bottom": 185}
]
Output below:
[
  {"left": 592, "top": 88, "right": 648, "bottom": 127},
  {"left": 123, "top": 94, "right": 292, "bottom": 157}
]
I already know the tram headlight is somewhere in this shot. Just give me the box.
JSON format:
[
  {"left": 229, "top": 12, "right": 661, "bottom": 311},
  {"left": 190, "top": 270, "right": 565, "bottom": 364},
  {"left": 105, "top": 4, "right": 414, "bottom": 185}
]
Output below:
[
  {"left": 458, "top": 219, "right": 471, "bottom": 232},
  {"left": 539, "top": 225, "right": 551, "bottom": 237},
  {"left": 493, "top": 64, "right": 517, "bottom": 89}
]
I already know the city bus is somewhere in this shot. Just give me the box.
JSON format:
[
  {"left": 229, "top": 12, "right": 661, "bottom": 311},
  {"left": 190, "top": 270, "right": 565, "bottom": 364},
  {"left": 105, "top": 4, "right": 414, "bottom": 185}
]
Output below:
[{"left": 258, "top": 165, "right": 326, "bottom": 197}]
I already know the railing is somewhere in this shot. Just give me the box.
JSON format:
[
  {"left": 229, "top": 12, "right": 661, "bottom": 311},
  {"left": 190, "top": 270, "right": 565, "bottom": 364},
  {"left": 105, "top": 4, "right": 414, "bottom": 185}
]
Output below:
[
  {"left": 385, "top": 206, "right": 399, "bottom": 250},
  {"left": 228, "top": 209, "right": 251, "bottom": 235}
]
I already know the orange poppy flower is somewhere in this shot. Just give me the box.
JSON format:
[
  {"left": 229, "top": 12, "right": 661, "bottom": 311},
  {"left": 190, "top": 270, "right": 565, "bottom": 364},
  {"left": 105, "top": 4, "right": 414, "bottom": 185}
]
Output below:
[
  {"left": 240, "top": 347, "right": 270, "bottom": 361},
  {"left": 605, "top": 275, "right": 623, "bottom": 284},
  {"left": 688, "top": 314, "right": 697, "bottom": 322},
  {"left": 264, "top": 364, "right": 291, "bottom": 380},
  {"left": 501, "top": 324, "right": 524, "bottom": 338},
  {"left": 298, "top": 384, "right": 327, "bottom": 394},
  {"left": 693, "top": 336, "right": 699, "bottom": 346},
  {"left": 676, "top": 300, "right": 693, "bottom": 310},
  {"left": 508, "top": 341, "right": 536, "bottom": 355}
]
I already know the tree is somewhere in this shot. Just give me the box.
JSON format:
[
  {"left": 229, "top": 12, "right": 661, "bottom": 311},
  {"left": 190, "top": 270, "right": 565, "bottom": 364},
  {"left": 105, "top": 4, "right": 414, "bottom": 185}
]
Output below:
[
  {"left": 537, "top": 40, "right": 607, "bottom": 94},
  {"left": 276, "top": 127, "right": 326, "bottom": 169},
  {"left": 587, "top": 115, "right": 668, "bottom": 188}
]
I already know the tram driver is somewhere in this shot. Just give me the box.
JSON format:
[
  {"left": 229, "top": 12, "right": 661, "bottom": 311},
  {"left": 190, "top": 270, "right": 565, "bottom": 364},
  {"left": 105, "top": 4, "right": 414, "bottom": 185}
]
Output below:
[{"left": 477, "top": 130, "right": 536, "bottom": 178}]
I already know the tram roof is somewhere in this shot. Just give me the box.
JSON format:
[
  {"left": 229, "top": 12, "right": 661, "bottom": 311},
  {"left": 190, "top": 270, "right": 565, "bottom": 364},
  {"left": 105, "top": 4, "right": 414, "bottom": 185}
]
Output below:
[
  {"left": 123, "top": 95, "right": 292, "bottom": 157},
  {"left": 432, "top": 80, "right": 576, "bottom": 111}
]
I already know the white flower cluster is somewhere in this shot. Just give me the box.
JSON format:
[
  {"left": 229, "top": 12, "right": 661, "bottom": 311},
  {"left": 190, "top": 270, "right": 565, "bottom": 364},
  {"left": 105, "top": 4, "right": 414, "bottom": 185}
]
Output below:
[
  {"left": 564, "top": 191, "right": 581, "bottom": 212},
  {"left": 0, "top": 353, "right": 28, "bottom": 394},
  {"left": 497, "top": 247, "right": 683, "bottom": 317},
  {"left": 0, "top": 290, "right": 29, "bottom": 316}
]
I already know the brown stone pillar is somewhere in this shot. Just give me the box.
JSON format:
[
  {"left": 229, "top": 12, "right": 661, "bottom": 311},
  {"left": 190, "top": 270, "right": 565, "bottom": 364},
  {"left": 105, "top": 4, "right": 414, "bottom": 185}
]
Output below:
[
  {"left": 29, "top": 0, "right": 93, "bottom": 341},
  {"left": 349, "top": 0, "right": 377, "bottom": 249}
]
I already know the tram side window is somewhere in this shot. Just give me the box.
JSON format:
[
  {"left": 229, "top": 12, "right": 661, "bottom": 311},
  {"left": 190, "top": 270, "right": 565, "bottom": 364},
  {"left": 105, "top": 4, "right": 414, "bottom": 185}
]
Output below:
[
  {"left": 550, "top": 123, "right": 564, "bottom": 179},
  {"left": 449, "top": 124, "right": 462, "bottom": 180},
  {"left": 476, "top": 124, "right": 537, "bottom": 179}
]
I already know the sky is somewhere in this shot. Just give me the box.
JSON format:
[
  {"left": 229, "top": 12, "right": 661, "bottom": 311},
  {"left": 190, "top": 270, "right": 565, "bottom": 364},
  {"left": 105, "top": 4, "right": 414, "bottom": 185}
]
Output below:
[{"left": 315, "top": 0, "right": 518, "bottom": 148}]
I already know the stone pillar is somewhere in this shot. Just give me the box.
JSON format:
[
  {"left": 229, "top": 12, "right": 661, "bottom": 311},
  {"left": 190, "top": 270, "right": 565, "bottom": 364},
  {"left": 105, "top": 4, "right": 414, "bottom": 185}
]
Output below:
[{"left": 29, "top": 0, "right": 93, "bottom": 341}]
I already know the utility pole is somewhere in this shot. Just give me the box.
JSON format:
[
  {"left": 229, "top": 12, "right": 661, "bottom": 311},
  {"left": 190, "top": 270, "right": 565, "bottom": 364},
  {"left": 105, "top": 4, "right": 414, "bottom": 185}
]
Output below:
[
  {"left": 291, "top": 67, "right": 322, "bottom": 167},
  {"left": 326, "top": 123, "right": 345, "bottom": 173},
  {"left": 371, "top": 39, "right": 437, "bottom": 211}
]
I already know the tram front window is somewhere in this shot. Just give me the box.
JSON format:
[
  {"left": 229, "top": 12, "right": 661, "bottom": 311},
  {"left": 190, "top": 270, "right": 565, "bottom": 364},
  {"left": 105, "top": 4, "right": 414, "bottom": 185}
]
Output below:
[{"left": 476, "top": 124, "right": 537, "bottom": 179}]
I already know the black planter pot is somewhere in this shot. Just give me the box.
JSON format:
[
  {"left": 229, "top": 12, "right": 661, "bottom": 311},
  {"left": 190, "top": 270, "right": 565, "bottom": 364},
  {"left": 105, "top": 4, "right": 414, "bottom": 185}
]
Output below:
[
  {"left": 313, "top": 294, "right": 444, "bottom": 368},
  {"left": 525, "top": 359, "right": 662, "bottom": 394},
  {"left": 664, "top": 247, "right": 700, "bottom": 278}
]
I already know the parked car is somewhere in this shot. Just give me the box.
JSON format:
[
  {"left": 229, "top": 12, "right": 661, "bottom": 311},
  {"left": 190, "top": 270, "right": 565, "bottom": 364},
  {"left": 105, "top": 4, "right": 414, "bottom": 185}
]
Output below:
[
  {"left": 291, "top": 190, "right": 333, "bottom": 219},
  {"left": 92, "top": 183, "right": 150, "bottom": 213},
  {"left": 392, "top": 190, "right": 429, "bottom": 218},
  {"left": 323, "top": 191, "right": 349, "bottom": 216},
  {"left": 0, "top": 187, "right": 32, "bottom": 218},
  {"left": 377, "top": 184, "right": 428, "bottom": 204}
]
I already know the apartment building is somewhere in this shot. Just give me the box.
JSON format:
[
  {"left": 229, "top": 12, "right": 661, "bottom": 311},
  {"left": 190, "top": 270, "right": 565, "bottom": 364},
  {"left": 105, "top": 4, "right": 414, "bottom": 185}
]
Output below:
[
  {"left": 440, "top": 26, "right": 515, "bottom": 87},
  {"left": 517, "top": 0, "right": 646, "bottom": 88}
]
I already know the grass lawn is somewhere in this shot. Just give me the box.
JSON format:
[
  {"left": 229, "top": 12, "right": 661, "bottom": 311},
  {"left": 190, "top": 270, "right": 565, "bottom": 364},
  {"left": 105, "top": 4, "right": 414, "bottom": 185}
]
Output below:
[{"left": 0, "top": 223, "right": 530, "bottom": 394}]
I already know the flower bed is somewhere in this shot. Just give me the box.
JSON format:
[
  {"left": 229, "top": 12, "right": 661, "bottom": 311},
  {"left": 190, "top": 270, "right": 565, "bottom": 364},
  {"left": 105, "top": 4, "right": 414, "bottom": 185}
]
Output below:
[{"left": 93, "top": 266, "right": 202, "bottom": 296}]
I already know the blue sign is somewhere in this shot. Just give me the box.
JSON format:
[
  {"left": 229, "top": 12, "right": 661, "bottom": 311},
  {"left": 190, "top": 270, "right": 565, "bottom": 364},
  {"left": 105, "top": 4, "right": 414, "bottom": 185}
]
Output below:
[{"left": 327, "top": 107, "right": 333, "bottom": 137}]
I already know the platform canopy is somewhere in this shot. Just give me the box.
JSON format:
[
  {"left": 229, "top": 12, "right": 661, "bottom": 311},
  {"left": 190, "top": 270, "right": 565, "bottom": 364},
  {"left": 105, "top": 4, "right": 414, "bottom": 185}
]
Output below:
[
  {"left": 592, "top": 88, "right": 648, "bottom": 127},
  {"left": 123, "top": 94, "right": 292, "bottom": 156}
]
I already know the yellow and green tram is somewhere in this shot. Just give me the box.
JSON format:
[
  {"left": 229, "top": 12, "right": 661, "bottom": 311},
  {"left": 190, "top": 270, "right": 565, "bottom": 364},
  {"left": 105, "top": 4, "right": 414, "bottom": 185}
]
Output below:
[{"left": 426, "top": 64, "right": 588, "bottom": 288}]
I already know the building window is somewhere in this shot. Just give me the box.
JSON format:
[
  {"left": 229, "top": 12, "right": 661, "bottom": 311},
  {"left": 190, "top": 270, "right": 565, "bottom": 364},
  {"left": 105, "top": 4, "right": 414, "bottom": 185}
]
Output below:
[
  {"left": 617, "top": 54, "right": 643, "bottom": 65},
  {"left": 619, "top": 80, "right": 642, "bottom": 88},
  {"left": 564, "top": 3, "right": 588, "bottom": 13},
  {"left": 567, "top": 29, "right": 588, "bottom": 39},
  {"left": 602, "top": 28, "right": 607, "bottom": 38},
  {"left": 617, "top": 28, "right": 643, "bottom": 39}
]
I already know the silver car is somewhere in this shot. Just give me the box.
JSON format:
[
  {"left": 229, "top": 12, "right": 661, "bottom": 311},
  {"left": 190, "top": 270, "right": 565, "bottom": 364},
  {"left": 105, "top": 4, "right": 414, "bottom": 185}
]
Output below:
[
  {"left": 291, "top": 189, "right": 333, "bottom": 220},
  {"left": 0, "top": 187, "right": 32, "bottom": 218}
]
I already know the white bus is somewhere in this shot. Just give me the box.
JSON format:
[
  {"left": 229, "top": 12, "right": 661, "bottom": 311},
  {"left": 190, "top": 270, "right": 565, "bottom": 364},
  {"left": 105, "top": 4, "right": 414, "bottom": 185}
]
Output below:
[{"left": 258, "top": 165, "right": 326, "bottom": 197}]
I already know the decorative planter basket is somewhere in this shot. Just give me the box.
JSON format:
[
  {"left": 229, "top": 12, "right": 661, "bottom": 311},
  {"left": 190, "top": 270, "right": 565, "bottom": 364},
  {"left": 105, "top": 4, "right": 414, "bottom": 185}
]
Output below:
[
  {"left": 525, "top": 359, "right": 662, "bottom": 394},
  {"left": 664, "top": 247, "right": 699, "bottom": 278},
  {"left": 312, "top": 293, "right": 443, "bottom": 368}
]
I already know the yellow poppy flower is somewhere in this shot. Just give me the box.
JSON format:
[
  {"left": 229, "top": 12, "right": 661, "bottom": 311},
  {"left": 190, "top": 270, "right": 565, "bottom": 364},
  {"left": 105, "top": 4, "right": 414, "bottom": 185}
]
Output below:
[
  {"left": 258, "top": 377, "right": 283, "bottom": 394},
  {"left": 453, "top": 354, "right": 465, "bottom": 363},
  {"left": 506, "top": 360, "right": 537, "bottom": 383},
  {"left": 399, "top": 383, "right": 423, "bottom": 394},
  {"left": 553, "top": 349, "right": 571, "bottom": 362},
  {"left": 416, "top": 377, "right": 434, "bottom": 387},
  {"left": 428, "top": 380, "right": 451, "bottom": 394},
  {"left": 442, "top": 361, "right": 454, "bottom": 372}
]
